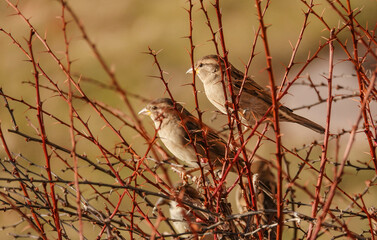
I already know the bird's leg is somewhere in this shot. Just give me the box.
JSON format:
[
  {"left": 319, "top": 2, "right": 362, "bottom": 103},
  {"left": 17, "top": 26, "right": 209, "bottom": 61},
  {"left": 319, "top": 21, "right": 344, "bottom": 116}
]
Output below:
[
  {"left": 191, "top": 170, "right": 212, "bottom": 189},
  {"left": 170, "top": 166, "right": 189, "bottom": 183},
  {"left": 170, "top": 167, "right": 201, "bottom": 185}
]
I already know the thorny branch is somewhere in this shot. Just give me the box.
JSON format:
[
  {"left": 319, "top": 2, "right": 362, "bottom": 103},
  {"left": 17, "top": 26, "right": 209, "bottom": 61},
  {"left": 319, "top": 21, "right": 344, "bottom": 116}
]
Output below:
[{"left": 0, "top": 0, "right": 376, "bottom": 239}]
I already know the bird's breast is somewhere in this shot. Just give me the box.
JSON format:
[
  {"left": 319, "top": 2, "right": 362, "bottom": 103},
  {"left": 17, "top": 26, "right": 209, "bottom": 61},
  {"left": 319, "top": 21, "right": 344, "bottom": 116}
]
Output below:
[
  {"left": 204, "top": 81, "right": 228, "bottom": 114},
  {"left": 157, "top": 122, "right": 199, "bottom": 167}
]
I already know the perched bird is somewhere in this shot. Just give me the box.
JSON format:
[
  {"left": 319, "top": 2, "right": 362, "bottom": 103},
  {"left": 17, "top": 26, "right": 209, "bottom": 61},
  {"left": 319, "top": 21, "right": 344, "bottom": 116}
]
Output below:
[
  {"left": 235, "top": 159, "right": 277, "bottom": 239},
  {"left": 187, "top": 55, "right": 325, "bottom": 133},
  {"left": 153, "top": 184, "right": 212, "bottom": 238},
  {"left": 140, "top": 98, "right": 277, "bottom": 237},
  {"left": 138, "top": 98, "right": 241, "bottom": 171}
]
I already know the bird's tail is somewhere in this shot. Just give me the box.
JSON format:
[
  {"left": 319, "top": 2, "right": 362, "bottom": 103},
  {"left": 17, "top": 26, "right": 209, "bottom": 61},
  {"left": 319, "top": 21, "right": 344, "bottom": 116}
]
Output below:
[{"left": 281, "top": 110, "right": 325, "bottom": 134}]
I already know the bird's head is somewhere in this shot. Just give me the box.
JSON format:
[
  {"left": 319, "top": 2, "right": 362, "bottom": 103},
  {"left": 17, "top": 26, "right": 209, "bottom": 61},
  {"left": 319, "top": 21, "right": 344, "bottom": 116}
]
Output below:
[
  {"left": 139, "top": 98, "right": 189, "bottom": 128},
  {"left": 186, "top": 55, "right": 224, "bottom": 84}
]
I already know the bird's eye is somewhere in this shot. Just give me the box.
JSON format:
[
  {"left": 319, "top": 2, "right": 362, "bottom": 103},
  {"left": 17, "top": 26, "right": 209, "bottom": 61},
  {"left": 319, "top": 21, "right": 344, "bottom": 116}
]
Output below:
[
  {"left": 151, "top": 106, "right": 158, "bottom": 111},
  {"left": 199, "top": 63, "right": 203, "bottom": 68}
]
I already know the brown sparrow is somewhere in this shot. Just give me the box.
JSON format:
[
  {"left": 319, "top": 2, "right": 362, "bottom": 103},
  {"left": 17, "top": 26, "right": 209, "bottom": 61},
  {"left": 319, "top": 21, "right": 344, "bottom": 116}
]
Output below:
[
  {"left": 187, "top": 55, "right": 325, "bottom": 133},
  {"left": 139, "top": 98, "right": 241, "bottom": 171},
  {"left": 236, "top": 159, "right": 277, "bottom": 239},
  {"left": 154, "top": 184, "right": 212, "bottom": 237},
  {"left": 141, "top": 98, "right": 278, "bottom": 237}
]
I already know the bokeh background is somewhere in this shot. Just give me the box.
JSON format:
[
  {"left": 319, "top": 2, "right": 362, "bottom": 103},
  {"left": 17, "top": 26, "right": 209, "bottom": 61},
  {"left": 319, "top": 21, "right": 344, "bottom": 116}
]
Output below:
[{"left": 0, "top": 0, "right": 376, "bottom": 239}]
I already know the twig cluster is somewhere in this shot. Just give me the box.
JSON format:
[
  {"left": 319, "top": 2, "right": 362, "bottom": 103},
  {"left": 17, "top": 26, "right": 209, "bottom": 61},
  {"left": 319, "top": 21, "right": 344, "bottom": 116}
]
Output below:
[{"left": 0, "top": 0, "right": 376, "bottom": 239}]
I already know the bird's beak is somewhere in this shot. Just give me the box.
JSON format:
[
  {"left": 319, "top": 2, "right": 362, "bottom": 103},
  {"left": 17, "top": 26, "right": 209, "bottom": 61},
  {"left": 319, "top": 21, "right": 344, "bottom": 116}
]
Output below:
[
  {"left": 186, "top": 67, "right": 194, "bottom": 74},
  {"left": 138, "top": 107, "right": 151, "bottom": 116}
]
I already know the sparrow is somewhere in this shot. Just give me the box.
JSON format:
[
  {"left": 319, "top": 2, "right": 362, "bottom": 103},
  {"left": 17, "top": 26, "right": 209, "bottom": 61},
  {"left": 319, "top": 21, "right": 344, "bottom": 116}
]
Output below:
[
  {"left": 153, "top": 184, "right": 212, "bottom": 238},
  {"left": 187, "top": 55, "right": 325, "bottom": 134},
  {"left": 141, "top": 98, "right": 278, "bottom": 237},
  {"left": 236, "top": 158, "right": 277, "bottom": 239},
  {"left": 138, "top": 98, "right": 241, "bottom": 171}
]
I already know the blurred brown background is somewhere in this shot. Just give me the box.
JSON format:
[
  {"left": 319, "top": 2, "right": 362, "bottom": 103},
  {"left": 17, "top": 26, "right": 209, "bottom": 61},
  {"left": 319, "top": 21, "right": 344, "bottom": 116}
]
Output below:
[{"left": 0, "top": 0, "right": 376, "bottom": 239}]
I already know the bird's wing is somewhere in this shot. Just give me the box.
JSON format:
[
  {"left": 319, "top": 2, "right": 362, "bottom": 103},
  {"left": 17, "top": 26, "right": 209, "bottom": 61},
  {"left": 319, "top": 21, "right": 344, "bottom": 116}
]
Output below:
[
  {"left": 182, "top": 116, "right": 227, "bottom": 154},
  {"left": 231, "top": 66, "right": 293, "bottom": 113},
  {"left": 176, "top": 107, "right": 244, "bottom": 171},
  {"left": 179, "top": 185, "right": 210, "bottom": 222}
]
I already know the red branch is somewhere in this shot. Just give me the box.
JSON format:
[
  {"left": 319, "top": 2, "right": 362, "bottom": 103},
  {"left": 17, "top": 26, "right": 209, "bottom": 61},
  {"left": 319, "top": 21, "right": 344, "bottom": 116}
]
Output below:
[{"left": 255, "top": 1, "right": 283, "bottom": 239}]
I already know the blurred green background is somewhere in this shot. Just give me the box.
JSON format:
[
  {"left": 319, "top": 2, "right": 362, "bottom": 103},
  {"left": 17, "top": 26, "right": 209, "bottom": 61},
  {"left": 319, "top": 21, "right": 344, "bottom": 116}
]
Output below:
[{"left": 0, "top": 0, "right": 376, "bottom": 239}]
